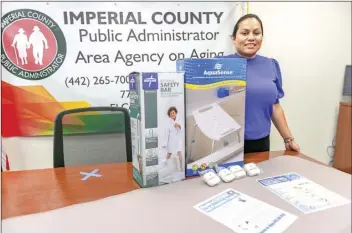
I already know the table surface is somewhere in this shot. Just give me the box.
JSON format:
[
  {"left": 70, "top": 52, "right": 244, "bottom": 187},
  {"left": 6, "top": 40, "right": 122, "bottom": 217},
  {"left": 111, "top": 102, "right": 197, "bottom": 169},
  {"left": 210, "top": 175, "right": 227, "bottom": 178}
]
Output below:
[
  {"left": 2, "top": 155, "right": 351, "bottom": 233},
  {"left": 1, "top": 150, "right": 323, "bottom": 219}
]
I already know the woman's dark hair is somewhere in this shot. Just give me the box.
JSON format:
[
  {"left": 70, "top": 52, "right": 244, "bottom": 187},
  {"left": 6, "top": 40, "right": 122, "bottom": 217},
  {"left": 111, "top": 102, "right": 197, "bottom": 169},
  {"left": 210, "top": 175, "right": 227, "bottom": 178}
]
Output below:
[
  {"left": 167, "top": 106, "right": 178, "bottom": 116},
  {"left": 232, "top": 14, "right": 263, "bottom": 38}
]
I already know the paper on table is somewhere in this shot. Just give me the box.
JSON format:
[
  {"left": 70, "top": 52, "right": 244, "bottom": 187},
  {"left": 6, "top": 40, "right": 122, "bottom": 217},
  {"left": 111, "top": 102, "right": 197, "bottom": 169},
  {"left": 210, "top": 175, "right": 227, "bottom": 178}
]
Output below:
[
  {"left": 257, "top": 172, "right": 351, "bottom": 214},
  {"left": 194, "top": 188, "right": 297, "bottom": 233}
]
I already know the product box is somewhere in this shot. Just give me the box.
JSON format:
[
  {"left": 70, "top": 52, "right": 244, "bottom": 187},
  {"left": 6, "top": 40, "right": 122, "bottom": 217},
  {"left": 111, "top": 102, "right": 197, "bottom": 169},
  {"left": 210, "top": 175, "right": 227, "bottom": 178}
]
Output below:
[
  {"left": 176, "top": 58, "right": 247, "bottom": 176},
  {"left": 129, "top": 72, "right": 185, "bottom": 187}
]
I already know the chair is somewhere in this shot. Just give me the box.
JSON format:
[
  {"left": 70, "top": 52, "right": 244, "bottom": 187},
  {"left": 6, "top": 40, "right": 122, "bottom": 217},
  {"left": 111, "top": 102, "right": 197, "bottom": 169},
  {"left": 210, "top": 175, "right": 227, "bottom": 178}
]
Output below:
[{"left": 53, "top": 106, "right": 132, "bottom": 168}]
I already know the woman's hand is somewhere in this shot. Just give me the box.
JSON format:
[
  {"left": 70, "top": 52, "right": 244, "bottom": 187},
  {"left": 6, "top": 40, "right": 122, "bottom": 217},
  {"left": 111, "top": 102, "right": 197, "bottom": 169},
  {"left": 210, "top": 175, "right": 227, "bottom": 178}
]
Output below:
[{"left": 285, "top": 140, "right": 300, "bottom": 151}]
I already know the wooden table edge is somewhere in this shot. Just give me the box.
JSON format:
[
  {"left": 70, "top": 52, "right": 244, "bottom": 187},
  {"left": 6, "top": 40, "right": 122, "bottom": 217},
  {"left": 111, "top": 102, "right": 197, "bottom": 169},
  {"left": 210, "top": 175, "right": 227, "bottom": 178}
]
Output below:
[{"left": 1, "top": 150, "right": 326, "bottom": 220}]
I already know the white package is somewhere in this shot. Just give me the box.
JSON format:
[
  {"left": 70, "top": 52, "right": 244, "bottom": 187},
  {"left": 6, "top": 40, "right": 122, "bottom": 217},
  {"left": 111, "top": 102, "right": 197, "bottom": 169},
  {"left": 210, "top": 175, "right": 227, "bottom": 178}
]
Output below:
[
  {"left": 199, "top": 169, "right": 221, "bottom": 187},
  {"left": 215, "top": 164, "right": 236, "bottom": 183},
  {"left": 243, "top": 163, "right": 262, "bottom": 177},
  {"left": 228, "top": 165, "right": 247, "bottom": 179}
]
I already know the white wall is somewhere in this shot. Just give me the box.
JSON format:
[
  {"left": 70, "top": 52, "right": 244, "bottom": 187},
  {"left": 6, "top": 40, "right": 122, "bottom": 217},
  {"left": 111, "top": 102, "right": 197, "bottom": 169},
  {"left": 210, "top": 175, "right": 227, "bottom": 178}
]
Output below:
[
  {"left": 2, "top": 1, "right": 352, "bottom": 170},
  {"left": 249, "top": 2, "right": 352, "bottom": 164}
]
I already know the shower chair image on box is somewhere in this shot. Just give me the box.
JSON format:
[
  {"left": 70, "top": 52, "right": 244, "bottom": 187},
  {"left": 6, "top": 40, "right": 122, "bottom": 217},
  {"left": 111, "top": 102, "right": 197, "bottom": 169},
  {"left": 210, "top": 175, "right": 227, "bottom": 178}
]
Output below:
[{"left": 187, "top": 102, "right": 243, "bottom": 166}]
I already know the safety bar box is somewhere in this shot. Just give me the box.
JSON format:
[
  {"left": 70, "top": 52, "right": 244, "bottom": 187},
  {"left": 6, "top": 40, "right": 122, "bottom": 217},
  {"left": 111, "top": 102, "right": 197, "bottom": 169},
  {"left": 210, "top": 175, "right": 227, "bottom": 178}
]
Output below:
[{"left": 129, "top": 72, "right": 185, "bottom": 187}]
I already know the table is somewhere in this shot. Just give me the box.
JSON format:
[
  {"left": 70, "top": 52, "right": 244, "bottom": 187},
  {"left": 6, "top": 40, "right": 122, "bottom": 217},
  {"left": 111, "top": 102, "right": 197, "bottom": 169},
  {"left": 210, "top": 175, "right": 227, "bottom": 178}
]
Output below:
[
  {"left": 2, "top": 155, "right": 351, "bottom": 233},
  {"left": 1, "top": 150, "right": 321, "bottom": 219},
  {"left": 1, "top": 162, "right": 139, "bottom": 219}
]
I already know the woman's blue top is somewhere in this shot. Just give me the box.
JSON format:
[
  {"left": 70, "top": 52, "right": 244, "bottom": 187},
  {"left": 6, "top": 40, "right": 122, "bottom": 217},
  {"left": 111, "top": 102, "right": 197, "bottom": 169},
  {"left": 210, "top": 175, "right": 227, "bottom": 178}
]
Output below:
[{"left": 222, "top": 53, "right": 285, "bottom": 140}]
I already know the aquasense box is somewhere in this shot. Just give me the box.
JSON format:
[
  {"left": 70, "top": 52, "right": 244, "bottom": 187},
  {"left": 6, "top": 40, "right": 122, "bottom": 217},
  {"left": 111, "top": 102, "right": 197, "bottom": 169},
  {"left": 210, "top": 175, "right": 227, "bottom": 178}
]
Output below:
[
  {"left": 129, "top": 72, "right": 185, "bottom": 187},
  {"left": 176, "top": 58, "right": 247, "bottom": 177}
]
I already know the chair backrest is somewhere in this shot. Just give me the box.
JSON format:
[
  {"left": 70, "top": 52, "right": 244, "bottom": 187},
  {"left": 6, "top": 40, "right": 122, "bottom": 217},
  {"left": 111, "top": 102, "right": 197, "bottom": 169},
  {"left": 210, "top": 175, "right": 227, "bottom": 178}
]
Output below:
[{"left": 53, "top": 106, "right": 132, "bottom": 168}]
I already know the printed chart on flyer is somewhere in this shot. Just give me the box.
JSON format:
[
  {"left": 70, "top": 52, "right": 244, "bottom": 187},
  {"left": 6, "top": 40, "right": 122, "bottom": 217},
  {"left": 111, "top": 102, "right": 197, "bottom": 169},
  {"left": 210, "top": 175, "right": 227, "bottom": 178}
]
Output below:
[
  {"left": 257, "top": 172, "right": 351, "bottom": 214},
  {"left": 194, "top": 188, "right": 298, "bottom": 233}
]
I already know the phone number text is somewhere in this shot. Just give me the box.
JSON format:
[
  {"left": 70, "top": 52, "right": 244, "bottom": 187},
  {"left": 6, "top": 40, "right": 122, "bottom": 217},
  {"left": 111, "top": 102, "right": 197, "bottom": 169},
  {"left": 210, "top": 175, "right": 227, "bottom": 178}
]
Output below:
[{"left": 65, "top": 75, "right": 130, "bottom": 88}]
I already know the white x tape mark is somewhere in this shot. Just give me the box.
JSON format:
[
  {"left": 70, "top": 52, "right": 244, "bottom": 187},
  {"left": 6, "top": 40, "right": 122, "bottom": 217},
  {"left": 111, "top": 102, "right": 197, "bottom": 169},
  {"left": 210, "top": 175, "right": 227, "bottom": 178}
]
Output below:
[{"left": 80, "top": 169, "right": 103, "bottom": 181}]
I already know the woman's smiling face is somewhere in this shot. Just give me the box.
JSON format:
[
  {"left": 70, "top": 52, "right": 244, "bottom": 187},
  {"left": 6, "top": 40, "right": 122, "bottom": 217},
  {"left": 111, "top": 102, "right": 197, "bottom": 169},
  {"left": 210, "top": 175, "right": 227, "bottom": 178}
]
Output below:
[{"left": 233, "top": 17, "right": 263, "bottom": 58}]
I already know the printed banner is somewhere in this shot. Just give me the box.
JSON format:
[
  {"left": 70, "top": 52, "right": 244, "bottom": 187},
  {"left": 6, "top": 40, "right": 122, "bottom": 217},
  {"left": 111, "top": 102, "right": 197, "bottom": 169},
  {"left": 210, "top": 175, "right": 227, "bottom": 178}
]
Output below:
[{"left": 1, "top": 2, "right": 247, "bottom": 137}]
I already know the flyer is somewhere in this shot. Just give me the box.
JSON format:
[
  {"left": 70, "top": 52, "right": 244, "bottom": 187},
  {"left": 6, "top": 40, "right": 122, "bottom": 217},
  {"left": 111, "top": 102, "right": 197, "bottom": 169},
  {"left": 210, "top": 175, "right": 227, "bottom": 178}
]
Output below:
[
  {"left": 257, "top": 172, "right": 351, "bottom": 214},
  {"left": 194, "top": 188, "right": 297, "bottom": 233}
]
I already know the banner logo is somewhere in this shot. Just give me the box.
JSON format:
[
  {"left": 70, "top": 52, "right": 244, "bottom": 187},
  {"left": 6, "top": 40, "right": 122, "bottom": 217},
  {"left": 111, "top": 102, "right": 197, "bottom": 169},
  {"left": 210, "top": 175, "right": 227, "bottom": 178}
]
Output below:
[{"left": 1, "top": 9, "right": 67, "bottom": 80}]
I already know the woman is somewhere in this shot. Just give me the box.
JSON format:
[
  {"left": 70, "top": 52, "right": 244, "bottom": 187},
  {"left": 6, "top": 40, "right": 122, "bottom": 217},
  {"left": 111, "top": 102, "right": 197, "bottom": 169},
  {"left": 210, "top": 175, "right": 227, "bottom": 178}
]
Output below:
[
  {"left": 162, "top": 106, "right": 183, "bottom": 170},
  {"left": 223, "top": 14, "right": 300, "bottom": 153}
]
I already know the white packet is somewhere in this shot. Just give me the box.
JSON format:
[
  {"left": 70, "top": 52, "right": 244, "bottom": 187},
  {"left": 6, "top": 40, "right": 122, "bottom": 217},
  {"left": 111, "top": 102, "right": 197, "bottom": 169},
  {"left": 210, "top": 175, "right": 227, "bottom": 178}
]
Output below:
[
  {"left": 198, "top": 169, "right": 221, "bottom": 187},
  {"left": 214, "top": 164, "right": 236, "bottom": 183},
  {"left": 243, "top": 163, "right": 263, "bottom": 177}
]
